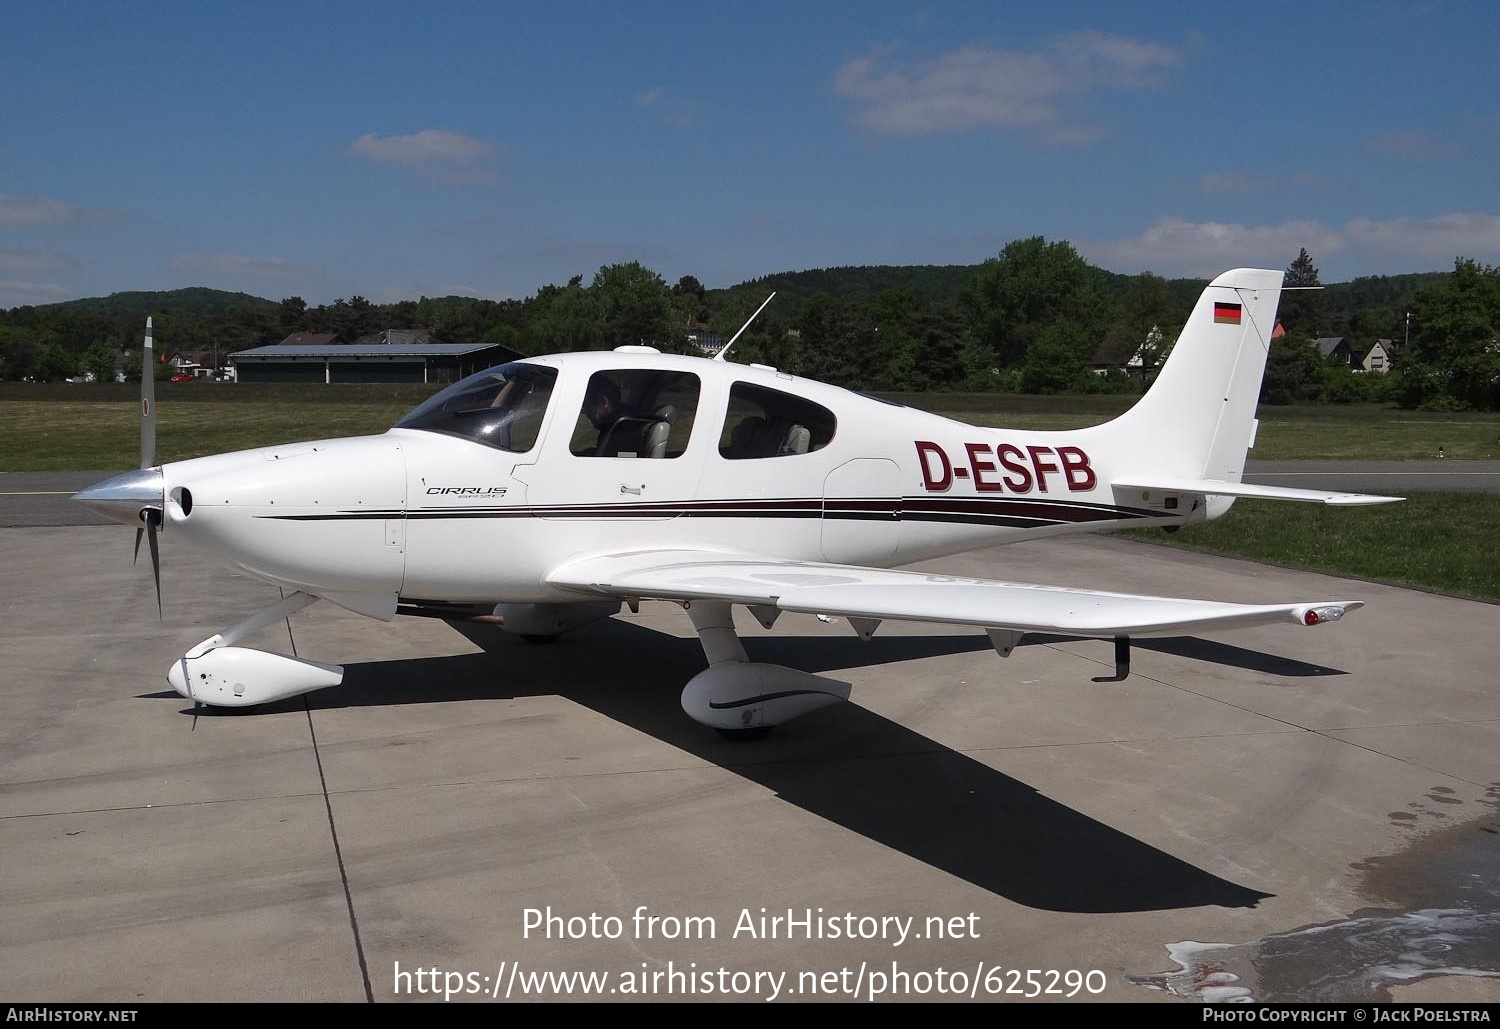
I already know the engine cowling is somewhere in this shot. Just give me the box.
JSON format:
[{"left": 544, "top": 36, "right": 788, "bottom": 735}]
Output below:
[{"left": 681, "top": 663, "right": 851, "bottom": 730}]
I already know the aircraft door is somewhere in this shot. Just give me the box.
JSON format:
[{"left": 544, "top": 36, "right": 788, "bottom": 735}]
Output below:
[
  {"left": 527, "top": 368, "right": 707, "bottom": 522},
  {"left": 393, "top": 361, "right": 559, "bottom": 600},
  {"left": 822, "top": 458, "right": 901, "bottom": 564}
]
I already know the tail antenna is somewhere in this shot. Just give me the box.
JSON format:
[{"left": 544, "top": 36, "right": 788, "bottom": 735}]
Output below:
[{"left": 712, "top": 292, "right": 776, "bottom": 362}]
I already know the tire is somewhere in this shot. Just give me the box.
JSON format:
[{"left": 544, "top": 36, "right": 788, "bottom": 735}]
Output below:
[{"left": 715, "top": 725, "right": 775, "bottom": 741}]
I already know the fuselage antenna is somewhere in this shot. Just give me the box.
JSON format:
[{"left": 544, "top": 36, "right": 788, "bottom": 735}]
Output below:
[{"left": 712, "top": 292, "right": 776, "bottom": 362}]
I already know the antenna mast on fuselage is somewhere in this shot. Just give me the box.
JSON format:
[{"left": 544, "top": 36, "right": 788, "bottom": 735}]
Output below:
[{"left": 712, "top": 292, "right": 776, "bottom": 362}]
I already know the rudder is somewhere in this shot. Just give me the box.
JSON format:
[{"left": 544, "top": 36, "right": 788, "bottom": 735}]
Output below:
[{"left": 1086, "top": 267, "right": 1283, "bottom": 484}]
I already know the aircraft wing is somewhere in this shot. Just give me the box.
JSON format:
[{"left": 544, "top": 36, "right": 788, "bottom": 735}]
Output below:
[
  {"left": 1113, "top": 476, "right": 1403, "bottom": 506},
  {"left": 546, "top": 549, "right": 1363, "bottom": 637}
]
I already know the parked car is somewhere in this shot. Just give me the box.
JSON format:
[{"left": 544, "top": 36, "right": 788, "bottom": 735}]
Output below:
[{"left": 169, "top": 373, "right": 194, "bottom": 382}]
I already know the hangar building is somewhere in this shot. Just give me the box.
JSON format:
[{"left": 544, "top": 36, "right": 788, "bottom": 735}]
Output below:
[{"left": 229, "top": 340, "right": 520, "bottom": 384}]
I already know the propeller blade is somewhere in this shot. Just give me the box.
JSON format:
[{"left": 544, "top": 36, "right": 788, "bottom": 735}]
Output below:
[
  {"left": 144, "top": 509, "right": 162, "bottom": 621},
  {"left": 140, "top": 317, "right": 156, "bottom": 470},
  {"left": 79, "top": 319, "right": 163, "bottom": 624},
  {"left": 138, "top": 317, "right": 160, "bottom": 617}
]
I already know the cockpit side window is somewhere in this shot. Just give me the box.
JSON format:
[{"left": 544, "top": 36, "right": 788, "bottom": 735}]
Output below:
[
  {"left": 394, "top": 362, "right": 557, "bottom": 453},
  {"left": 571, "top": 370, "right": 701, "bottom": 458},
  {"left": 718, "top": 381, "right": 836, "bottom": 459}
]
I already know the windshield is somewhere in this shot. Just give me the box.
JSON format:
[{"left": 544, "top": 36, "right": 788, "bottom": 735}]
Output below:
[{"left": 395, "top": 362, "right": 558, "bottom": 452}]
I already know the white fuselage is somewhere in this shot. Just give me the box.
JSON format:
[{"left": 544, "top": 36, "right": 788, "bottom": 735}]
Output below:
[{"left": 157, "top": 351, "right": 1187, "bottom": 615}]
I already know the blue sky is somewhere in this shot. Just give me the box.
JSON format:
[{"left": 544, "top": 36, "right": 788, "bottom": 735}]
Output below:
[{"left": 3, "top": 1, "right": 1497, "bottom": 307}]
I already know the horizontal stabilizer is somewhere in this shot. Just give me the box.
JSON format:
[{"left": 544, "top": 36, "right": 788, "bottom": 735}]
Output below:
[{"left": 1112, "top": 477, "right": 1403, "bottom": 506}]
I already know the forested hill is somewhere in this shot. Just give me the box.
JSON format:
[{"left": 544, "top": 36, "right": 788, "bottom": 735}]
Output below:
[
  {"left": 713, "top": 264, "right": 1446, "bottom": 324},
  {"left": 5, "top": 253, "right": 1474, "bottom": 409},
  {"left": 31, "top": 287, "right": 279, "bottom": 319},
  {"left": 713, "top": 265, "right": 984, "bottom": 319},
  {"left": 1323, "top": 271, "right": 1449, "bottom": 313},
  {"left": 17, "top": 268, "right": 1452, "bottom": 333}
]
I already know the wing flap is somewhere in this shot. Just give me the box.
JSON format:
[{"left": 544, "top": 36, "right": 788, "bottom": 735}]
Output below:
[
  {"left": 1113, "top": 476, "right": 1402, "bottom": 506},
  {"left": 547, "top": 549, "right": 1363, "bottom": 638}
]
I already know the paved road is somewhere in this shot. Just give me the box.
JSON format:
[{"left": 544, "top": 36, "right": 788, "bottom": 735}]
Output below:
[
  {"left": 1243, "top": 460, "right": 1500, "bottom": 496},
  {"left": 0, "top": 471, "right": 122, "bottom": 527},
  {"left": 6, "top": 462, "right": 1499, "bottom": 528},
  {"left": 2, "top": 524, "right": 1496, "bottom": 1003}
]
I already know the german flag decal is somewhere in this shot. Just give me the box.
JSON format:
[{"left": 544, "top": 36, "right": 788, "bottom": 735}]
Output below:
[{"left": 1214, "top": 302, "right": 1242, "bottom": 325}]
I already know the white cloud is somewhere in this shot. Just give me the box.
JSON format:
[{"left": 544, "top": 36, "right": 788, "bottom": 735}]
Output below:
[
  {"left": 1085, "top": 212, "right": 1500, "bottom": 277},
  {"left": 635, "top": 86, "right": 701, "bottom": 127},
  {"left": 834, "top": 32, "right": 1181, "bottom": 139},
  {"left": 1051, "top": 30, "right": 1181, "bottom": 85},
  {"left": 0, "top": 249, "right": 70, "bottom": 273},
  {"left": 351, "top": 129, "right": 494, "bottom": 165},
  {"left": 0, "top": 280, "right": 72, "bottom": 305},
  {"left": 1085, "top": 217, "right": 1343, "bottom": 276},
  {"left": 1366, "top": 130, "right": 1467, "bottom": 160},
  {"left": 0, "top": 193, "right": 119, "bottom": 227},
  {"left": 1345, "top": 212, "right": 1500, "bottom": 261},
  {"left": 0, "top": 195, "right": 73, "bottom": 226},
  {"left": 170, "top": 253, "right": 323, "bottom": 281}
]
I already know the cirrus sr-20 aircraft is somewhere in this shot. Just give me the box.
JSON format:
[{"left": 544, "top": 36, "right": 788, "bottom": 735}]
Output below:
[{"left": 74, "top": 268, "right": 1400, "bottom": 737}]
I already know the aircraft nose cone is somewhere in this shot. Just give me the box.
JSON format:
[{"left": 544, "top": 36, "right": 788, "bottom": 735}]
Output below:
[{"left": 72, "top": 467, "right": 165, "bottom": 526}]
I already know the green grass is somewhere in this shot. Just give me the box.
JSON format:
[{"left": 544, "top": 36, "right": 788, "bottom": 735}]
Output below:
[
  {"left": 1120, "top": 493, "right": 1500, "bottom": 602},
  {"left": 0, "top": 401, "right": 412, "bottom": 471},
  {"left": 4, "top": 389, "right": 1500, "bottom": 469},
  {"left": 0, "top": 381, "right": 441, "bottom": 405},
  {"left": 0, "top": 383, "right": 441, "bottom": 470}
]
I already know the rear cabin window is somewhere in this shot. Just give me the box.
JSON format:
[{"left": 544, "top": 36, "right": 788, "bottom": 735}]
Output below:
[
  {"left": 718, "top": 381, "right": 836, "bottom": 459},
  {"left": 570, "top": 369, "right": 701, "bottom": 458}
]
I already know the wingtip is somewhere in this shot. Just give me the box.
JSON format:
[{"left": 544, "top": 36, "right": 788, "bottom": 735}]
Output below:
[
  {"left": 1292, "top": 602, "right": 1364, "bottom": 626},
  {"left": 1326, "top": 494, "right": 1405, "bottom": 506}
]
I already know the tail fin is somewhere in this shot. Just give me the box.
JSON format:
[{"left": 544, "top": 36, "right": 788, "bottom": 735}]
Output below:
[
  {"left": 1088, "top": 267, "right": 1283, "bottom": 483},
  {"left": 1083, "top": 268, "right": 1401, "bottom": 507}
]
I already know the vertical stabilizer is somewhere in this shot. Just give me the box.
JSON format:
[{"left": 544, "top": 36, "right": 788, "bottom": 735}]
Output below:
[{"left": 1084, "top": 268, "right": 1283, "bottom": 484}]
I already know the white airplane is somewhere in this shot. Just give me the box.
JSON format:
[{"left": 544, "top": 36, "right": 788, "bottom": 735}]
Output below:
[{"left": 75, "top": 268, "right": 1400, "bottom": 736}]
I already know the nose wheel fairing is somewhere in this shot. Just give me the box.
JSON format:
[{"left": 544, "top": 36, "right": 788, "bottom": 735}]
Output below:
[{"left": 166, "top": 591, "right": 345, "bottom": 707}]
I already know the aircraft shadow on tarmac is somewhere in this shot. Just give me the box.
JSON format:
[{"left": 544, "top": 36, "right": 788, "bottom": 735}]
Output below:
[
  {"left": 152, "top": 617, "right": 1285, "bottom": 914},
  {"left": 1020, "top": 633, "right": 1346, "bottom": 678}
]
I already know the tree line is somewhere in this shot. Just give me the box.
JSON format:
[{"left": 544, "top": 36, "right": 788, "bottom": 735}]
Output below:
[{"left": 2, "top": 240, "right": 1494, "bottom": 410}]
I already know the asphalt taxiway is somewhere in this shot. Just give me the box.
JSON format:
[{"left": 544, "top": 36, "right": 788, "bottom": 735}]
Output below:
[{"left": 1, "top": 496, "right": 1497, "bottom": 1003}]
